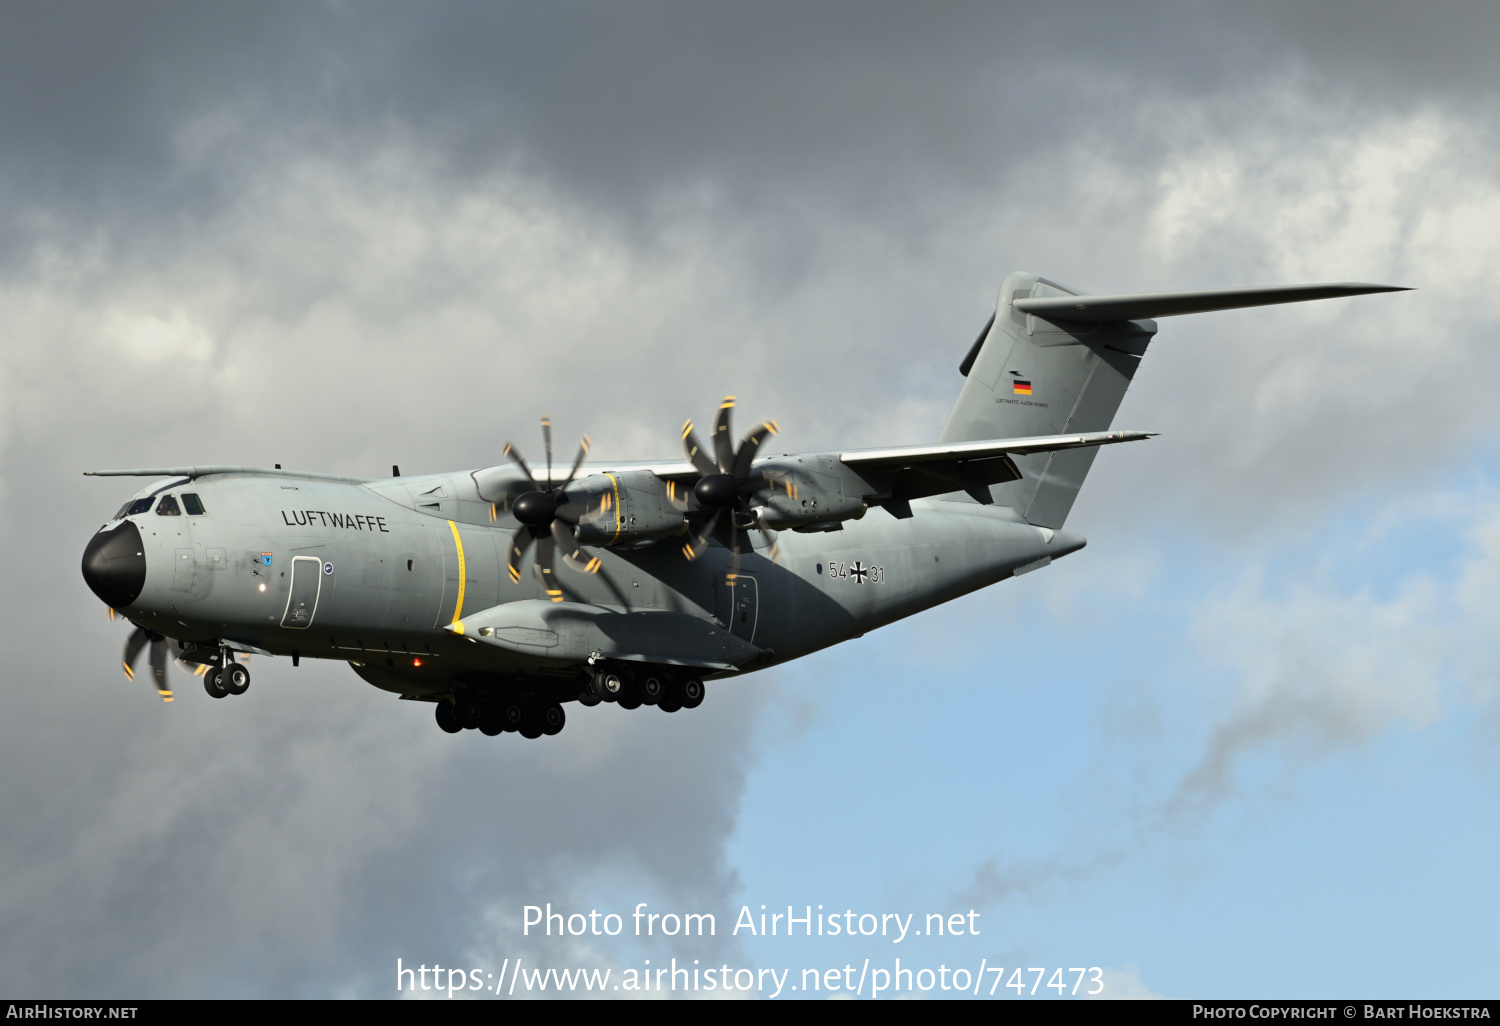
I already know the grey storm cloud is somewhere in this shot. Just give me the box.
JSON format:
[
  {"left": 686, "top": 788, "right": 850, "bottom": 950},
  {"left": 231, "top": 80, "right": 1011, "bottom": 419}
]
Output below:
[{"left": 5, "top": 1, "right": 1500, "bottom": 997}]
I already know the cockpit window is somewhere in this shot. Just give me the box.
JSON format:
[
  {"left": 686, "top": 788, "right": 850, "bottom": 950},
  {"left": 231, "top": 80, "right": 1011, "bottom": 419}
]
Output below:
[
  {"left": 119, "top": 498, "right": 154, "bottom": 518},
  {"left": 182, "top": 493, "right": 207, "bottom": 516},
  {"left": 155, "top": 494, "right": 182, "bottom": 516}
]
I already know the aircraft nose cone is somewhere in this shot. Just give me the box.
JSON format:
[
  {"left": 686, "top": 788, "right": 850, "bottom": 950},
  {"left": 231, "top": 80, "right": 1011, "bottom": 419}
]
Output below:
[{"left": 81, "top": 520, "right": 147, "bottom": 608}]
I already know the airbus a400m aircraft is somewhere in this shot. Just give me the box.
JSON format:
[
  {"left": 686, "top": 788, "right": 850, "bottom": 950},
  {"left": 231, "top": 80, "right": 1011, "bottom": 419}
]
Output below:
[{"left": 81, "top": 273, "right": 1405, "bottom": 739}]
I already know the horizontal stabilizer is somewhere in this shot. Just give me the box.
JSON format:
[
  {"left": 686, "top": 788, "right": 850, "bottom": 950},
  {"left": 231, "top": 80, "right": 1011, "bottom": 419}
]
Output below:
[
  {"left": 1014, "top": 282, "right": 1410, "bottom": 324},
  {"left": 842, "top": 430, "right": 1155, "bottom": 471}
]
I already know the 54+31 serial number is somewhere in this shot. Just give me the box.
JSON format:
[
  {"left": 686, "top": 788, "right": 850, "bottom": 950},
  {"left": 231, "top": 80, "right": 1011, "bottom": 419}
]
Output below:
[{"left": 823, "top": 560, "right": 885, "bottom": 584}]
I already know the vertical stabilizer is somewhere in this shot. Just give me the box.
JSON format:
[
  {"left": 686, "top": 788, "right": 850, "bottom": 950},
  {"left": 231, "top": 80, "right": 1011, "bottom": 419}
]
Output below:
[{"left": 940, "top": 272, "right": 1156, "bottom": 528}]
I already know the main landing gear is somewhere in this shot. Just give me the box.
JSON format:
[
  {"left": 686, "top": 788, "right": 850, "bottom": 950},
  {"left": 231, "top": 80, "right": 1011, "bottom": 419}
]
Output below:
[
  {"left": 435, "top": 695, "right": 565, "bottom": 739},
  {"left": 433, "top": 666, "right": 706, "bottom": 739},
  {"left": 590, "top": 667, "right": 705, "bottom": 713}
]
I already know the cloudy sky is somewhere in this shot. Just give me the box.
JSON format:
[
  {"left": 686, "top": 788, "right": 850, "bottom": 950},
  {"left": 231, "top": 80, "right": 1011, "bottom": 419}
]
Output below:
[{"left": 5, "top": 1, "right": 1500, "bottom": 999}]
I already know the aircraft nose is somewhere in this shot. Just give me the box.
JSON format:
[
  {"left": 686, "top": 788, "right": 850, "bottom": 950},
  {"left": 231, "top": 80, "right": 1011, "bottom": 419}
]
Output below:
[{"left": 82, "top": 520, "right": 147, "bottom": 609}]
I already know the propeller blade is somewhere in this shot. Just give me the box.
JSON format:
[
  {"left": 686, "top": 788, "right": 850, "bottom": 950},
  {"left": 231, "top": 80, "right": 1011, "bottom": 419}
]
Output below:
[
  {"left": 579, "top": 489, "right": 616, "bottom": 526},
  {"left": 551, "top": 519, "right": 601, "bottom": 574},
  {"left": 665, "top": 478, "right": 691, "bottom": 512},
  {"left": 502, "top": 442, "right": 538, "bottom": 488},
  {"left": 731, "top": 420, "right": 780, "bottom": 479},
  {"left": 681, "top": 421, "right": 719, "bottom": 477},
  {"left": 758, "top": 524, "right": 781, "bottom": 565},
  {"left": 506, "top": 527, "right": 535, "bottom": 584},
  {"left": 541, "top": 415, "right": 553, "bottom": 485},
  {"left": 122, "top": 626, "right": 149, "bottom": 681},
  {"left": 762, "top": 469, "right": 800, "bottom": 502},
  {"left": 532, "top": 533, "right": 564, "bottom": 602},
  {"left": 712, "top": 396, "right": 736, "bottom": 473},
  {"left": 149, "top": 637, "right": 172, "bottom": 702},
  {"left": 561, "top": 435, "right": 591, "bottom": 490},
  {"left": 726, "top": 528, "right": 745, "bottom": 589},
  {"left": 714, "top": 512, "right": 738, "bottom": 553},
  {"left": 681, "top": 510, "right": 722, "bottom": 561}
]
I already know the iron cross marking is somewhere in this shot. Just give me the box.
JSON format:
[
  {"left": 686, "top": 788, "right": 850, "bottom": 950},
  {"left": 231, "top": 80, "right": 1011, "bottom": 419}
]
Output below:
[{"left": 849, "top": 561, "right": 869, "bottom": 583}]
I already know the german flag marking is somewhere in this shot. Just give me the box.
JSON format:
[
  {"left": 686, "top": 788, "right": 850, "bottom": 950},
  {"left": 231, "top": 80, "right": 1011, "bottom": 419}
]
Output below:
[{"left": 1012, "top": 380, "right": 1033, "bottom": 395}]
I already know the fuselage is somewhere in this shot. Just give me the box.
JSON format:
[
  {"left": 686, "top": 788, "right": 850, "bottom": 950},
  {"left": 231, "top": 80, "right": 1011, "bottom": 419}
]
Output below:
[{"left": 83, "top": 466, "right": 1082, "bottom": 702}]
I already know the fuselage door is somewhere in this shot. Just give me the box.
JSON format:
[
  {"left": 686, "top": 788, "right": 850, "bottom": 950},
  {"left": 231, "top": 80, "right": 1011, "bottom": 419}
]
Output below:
[
  {"left": 717, "top": 574, "right": 759, "bottom": 644},
  {"left": 281, "top": 556, "right": 324, "bottom": 629},
  {"left": 172, "top": 548, "right": 195, "bottom": 593}
]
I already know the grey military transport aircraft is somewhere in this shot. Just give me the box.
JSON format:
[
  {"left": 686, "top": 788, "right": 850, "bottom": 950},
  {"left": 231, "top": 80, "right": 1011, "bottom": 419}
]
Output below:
[{"left": 81, "top": 272, "right": 1406, "bottom": 738}]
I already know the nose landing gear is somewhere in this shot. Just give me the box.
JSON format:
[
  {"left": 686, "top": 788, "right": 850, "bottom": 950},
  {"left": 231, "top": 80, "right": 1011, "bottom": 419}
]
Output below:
[{"left": 202, "top": 649, "right": 251, "bottom": 699}]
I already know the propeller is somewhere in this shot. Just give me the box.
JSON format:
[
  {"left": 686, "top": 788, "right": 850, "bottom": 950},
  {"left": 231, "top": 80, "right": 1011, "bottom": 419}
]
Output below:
[
  {"left": 500, "top": 417, "right": 601, "bottom": 603},
  {"left": 122, "top": 623, "right": 174, "bottom": 702},
  {"left": 677, "top": 396, "right": 782, "bottom": 587}
]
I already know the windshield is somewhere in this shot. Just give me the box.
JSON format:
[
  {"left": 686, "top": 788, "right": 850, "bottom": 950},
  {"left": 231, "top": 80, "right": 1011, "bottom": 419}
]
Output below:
[
  {"left": 114, "top": 497, "right": 155, "bottom": 519},
  {"left": 155, "top": 495, "right": 181, "bottom": 516}
]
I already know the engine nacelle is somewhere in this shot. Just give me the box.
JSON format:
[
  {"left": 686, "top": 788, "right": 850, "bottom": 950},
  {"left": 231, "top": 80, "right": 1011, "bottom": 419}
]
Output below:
[
  {"left": 755, "top": 490, "right": 866, "bottom": 530},
  {"left": 569, "top": 470, "right": 685, "bottom": 547}
]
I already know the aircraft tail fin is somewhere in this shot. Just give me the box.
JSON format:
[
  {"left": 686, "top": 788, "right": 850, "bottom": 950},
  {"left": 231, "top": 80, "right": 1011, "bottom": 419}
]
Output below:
[{"left": 941, "top": 273, "right": 1408, "bottom": 528}]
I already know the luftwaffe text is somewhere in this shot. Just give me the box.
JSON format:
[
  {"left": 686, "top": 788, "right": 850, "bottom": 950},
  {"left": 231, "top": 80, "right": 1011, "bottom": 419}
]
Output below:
[{"left": 281, "top": 510, "right": 390, "bottom": 532}]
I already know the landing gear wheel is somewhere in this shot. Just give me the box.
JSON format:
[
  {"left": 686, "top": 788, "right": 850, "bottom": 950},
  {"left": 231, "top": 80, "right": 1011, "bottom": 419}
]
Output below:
[
  {"left": 616, "top": 675, "right": 642, "bottom": 710},
  {"left": 501, "top": 700, "right": 525, "bottom": 733},
  {"left": 576, "top": 686, "right": 601, "bottom": 707},
  {"left": 204, "top": 668, "right": 228, "bottom": 699},
  {"left": 681, "top": 678, "right": 705, "bottom": 709},
  {"left": 223, "top": 663, "right": 250, "bottom": 695},
  {"left": 435, "top": 701, "right": 461, "bottom": 734},
  {"left": 540, "top": 703, "right": 565, "bottom": 736},
  {"left": 595, "top": 672, "right": 624, "bottom": 703},
  {"left": 518, "top": 705, "right": 544, "bottom": 739},
  {"left": 455, "top": 695, "right": 484, "bottom": 730},
  {"left": 657, "top": 678, "right": 684, "bottom": 713},
  {"left": 479, "top": 705, "right": 505, "bottom": 736},
  {"left": 639, "top": 675, "right": 665, "bottom": 706}
]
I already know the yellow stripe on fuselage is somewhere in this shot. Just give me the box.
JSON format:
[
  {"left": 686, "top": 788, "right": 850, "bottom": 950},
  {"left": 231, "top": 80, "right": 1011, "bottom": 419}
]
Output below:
[
  {"left": 447, "top": 520, "right": 466, "bottom": 622},
  {"left": 604, "top": 473, "right": 623, "bottom": 545}
]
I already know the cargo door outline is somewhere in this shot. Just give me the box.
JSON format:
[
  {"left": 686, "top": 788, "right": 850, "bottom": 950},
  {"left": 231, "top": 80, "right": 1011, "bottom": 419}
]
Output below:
[{"left": 281, "top": 556, "right": 324, "bottom": 629}]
